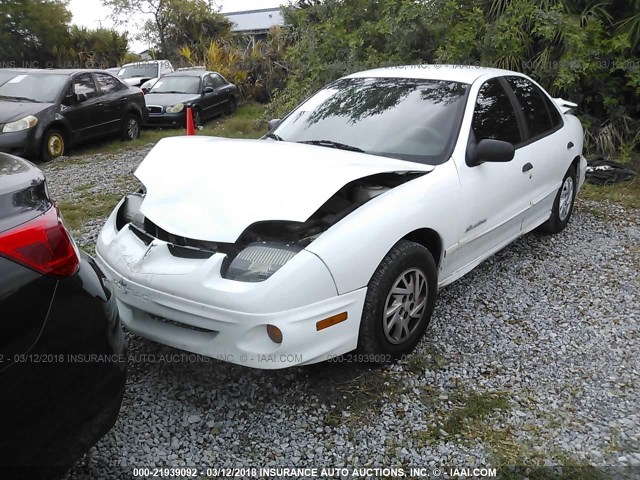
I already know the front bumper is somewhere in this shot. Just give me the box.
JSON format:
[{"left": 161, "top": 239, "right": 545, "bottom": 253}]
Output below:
[
  {"left": 0, "top": 128, "right": 39, "bottom": 159},
  {"left": 96, "top": 208, "right": 364, "bottom": 369},
  {"left": 145, "top": 112, "right": 185, "bottom": 128}
]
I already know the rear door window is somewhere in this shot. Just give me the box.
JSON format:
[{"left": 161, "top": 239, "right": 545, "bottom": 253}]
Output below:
[
  {"left": 506, "top": 76, "right": 557, "bottom": 139},
  {"left": 95, "top": 73, "right": 121, "bottom": 94}
]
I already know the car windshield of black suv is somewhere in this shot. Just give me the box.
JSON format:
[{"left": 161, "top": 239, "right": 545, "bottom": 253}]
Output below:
[
  {"left": 0, "top": 73, "right": 68, "bottom": 103},
  {"left": 118, "top": 64, "right": 159, "bottom": 79},
  {"left": 149, "top": 76, "right": 201, "bottom": 94},
  {"left": 273, "top": 77, "right": 470, "bottom": 165}
]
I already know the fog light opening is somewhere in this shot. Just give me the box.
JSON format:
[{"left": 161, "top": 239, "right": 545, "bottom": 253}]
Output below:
[
  {"left": 316, "top": 312, "right": 348, "bottom": 331},
  {"left": 266, "top": 324, "right": 283, "bottom": 344}
]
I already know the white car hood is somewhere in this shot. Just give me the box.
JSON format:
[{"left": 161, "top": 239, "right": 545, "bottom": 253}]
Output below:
[{"left": 135, "top": 137, "right": 433, "bottom": 243}]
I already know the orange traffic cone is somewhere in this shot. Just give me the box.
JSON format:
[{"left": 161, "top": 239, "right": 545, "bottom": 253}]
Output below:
[{"left": 186, "top": 106, "right": 195, "bottom": 136}]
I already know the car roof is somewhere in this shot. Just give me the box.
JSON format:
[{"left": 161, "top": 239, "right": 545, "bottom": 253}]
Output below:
[
  {"left": 0, "top": 68, "right": 112, "bottom": 76},
  {"left": 120, "top": 60, "right": 167, "bottom": 67},
  {"left": 164, "top": 70, "right": 218, "bottom": 78},
  {"left": 345, "top": 65, "right": 521, "bottom": 85}
]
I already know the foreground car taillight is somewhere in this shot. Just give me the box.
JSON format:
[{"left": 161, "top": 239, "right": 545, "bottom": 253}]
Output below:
[{"left": 0, "top": 206, "right": 80, "bottom": 277}]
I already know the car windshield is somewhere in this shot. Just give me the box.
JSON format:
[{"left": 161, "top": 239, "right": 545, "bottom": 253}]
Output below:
[
  {"left": 273, "top": 77, "right": 470, "bottom": 165},
  {"left": 0, "top": 71, "right": 20, "bottom": 86},
  {"left": 0, "top": 73, "right": 68, "bottom": 103},
  {"left": 118, "top": 64, "right": 159, "bottom": 79},
  {"left": 149, "top": 76, "right": 201, "bottom": 94}
]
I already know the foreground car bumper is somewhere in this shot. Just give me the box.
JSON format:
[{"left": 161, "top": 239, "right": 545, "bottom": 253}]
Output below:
[
  {"left": 96, "top": 212, "right": 364, "bottom": 369},
  {"left": 0, "top": 253, "right": 127, "bottom": 475}
]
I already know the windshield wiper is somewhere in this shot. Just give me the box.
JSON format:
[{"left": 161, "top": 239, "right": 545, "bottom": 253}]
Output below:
[
  {"left": 0, "top": 95, "right": 39, "bottom": 103},
  {"left": 297, "top": 139, "right": 365, "bottom": 153},
  {"left": 154, "top": 90, "right": 187, "bottom": 94},
  {"left": 265, "top": 132, "right": 283, "bottom": 141}
]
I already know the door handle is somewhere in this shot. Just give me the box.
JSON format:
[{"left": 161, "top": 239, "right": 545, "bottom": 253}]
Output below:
[
  {"left": 522, "top": 163, "right": 533, "bottom": 173},
  {"left": 96, "top": 102, "right": 105, "bottom": 107}
]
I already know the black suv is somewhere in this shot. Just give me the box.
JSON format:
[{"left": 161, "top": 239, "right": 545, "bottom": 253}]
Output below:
[{"left": 0, "top": 69, "right": 149, "bottom": 161}]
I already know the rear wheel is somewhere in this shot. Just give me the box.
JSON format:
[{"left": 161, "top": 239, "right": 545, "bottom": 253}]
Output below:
[
  {"left": 41, "top": 129, "right": 65, "bottom": 162},
  {"left": 538, "top": 165, "right": 577, "bottom": 234},
  {"left": 121, "top": 113, "right": 140, "bottom": 141},
  {"left": 358, "top": 240, "right": 438, "bottom": 360}
]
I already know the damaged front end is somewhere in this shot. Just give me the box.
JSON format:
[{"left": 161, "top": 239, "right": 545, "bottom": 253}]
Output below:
[{"left": 113, "top": 171, "right": 426, "bottom": 283}]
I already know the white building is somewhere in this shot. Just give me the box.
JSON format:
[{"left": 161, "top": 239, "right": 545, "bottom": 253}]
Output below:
[{"left": 223, "top": 6, "right": 287, "bottom": 44}]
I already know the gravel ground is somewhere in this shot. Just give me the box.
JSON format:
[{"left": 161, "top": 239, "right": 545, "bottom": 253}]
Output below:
[{"left": 41, "top": 149, "right": 640, "bottom": 479}]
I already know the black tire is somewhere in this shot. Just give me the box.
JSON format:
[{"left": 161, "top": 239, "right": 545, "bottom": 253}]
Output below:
[
  {"left": 538, "top": 165, "right": 577, "bottom": 234},
  {"left": 193, "top": 108, "right": 202, "bottom": 128},
  {"left": 41, "top": 129, "right": 66, "bottom": 162},
  {"left": 358, "top": 240, "right": 438, "bottom": 360},
  {"left": 225, "top": 98, "right": 237, "bottom": 116},
  {"left": 121, "top": 113, "right": 140, "bottom": 141}
]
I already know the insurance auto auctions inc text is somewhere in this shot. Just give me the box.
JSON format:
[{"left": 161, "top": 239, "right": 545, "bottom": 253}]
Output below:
[{"left": 207, "top": 467, "right": 498, "bottom": 478}]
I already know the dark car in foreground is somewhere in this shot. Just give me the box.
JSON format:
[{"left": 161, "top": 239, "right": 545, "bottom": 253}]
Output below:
[
  {"left": 144, "top": 70, "right": 238, "bottom": 128},
  {"left": 0, "top": 69, "right": 148, "bottom": 161},
  {"left": 0, "top": 153, "right": 127, "bottom": 477}
]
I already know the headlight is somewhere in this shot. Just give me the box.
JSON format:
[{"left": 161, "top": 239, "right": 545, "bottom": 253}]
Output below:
[
  {"left": 166, "top": 103, "right": 185, "bottom": 114},
  {"left": 225, "top": 243, "right": 301, "bottom": 282},
  {"left": 3, "top": 115, "right": 38, "bottom": 133}
]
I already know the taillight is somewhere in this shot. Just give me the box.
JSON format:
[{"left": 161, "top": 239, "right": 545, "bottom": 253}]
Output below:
[{"left": 0, "top": 205, "right": 79, "bottom": 277}]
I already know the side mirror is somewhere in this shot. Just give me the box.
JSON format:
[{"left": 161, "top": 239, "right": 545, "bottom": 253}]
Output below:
[
  {"left": 203, "top": 86, "right": 214, "bottom": 94},
  {"left": 267, "top": 118, "right": 281, "bottom": 131},
  {"left": 62, "top": 92, "right": 76, "bottom": 106},
  {"left": 469, "top": 139, "right": 515, "bottom": 166}
]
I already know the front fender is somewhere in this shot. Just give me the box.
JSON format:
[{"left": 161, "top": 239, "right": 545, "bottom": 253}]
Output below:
[{"left": 306, "top": 160, "right": 462, "bottom": 294}]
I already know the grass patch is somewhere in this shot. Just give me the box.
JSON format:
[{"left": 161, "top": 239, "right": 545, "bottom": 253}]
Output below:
[
  {"left": 443, "top": 391, "right": 511, "bottom": 436},
  {"left": 70, "top": 102, "right": 267, "bottom": 157},
  {"left": 403, "top": 346, "right": 446, "bottom": 374},
  {"left": 415, "top": 388, "right": 512, "bottom": 445},
  {"left": 57, "top": 192, "right": 122, "bottom": 232},
  {"left": 317, "top": 367, "right": 406, "bottom": 428},
  {"left": 580, "top": 180, "right": 640, "bottom": 210}
]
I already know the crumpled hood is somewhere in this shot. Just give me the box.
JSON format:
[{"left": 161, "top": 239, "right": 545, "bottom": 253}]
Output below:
[{"left": 136, "top": 136, "right": 433, "bottom": 243}]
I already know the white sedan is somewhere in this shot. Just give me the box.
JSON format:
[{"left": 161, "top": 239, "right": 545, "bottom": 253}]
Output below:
[{"left": 96, "top": 65, "right": 586, "bottom": 369}]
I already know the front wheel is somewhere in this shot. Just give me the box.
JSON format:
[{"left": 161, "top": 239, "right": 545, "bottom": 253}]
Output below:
[
  {"left": 121, "top": 113, "right": 140, "bottom": 141},
  {"left": 538, "top": 165, "right": 577, "bottom": 234},
  {"left": 41, "top": 129, "right": 65, "bottom": 162},
  {"left": 357, "top": 240, "right": 438, "bottom": 360},
  {"left": 193, "top": 108, "right": 202, "bottom": 128}
]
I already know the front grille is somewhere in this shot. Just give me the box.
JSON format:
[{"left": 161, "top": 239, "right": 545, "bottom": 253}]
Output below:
[
  {"left": 128, "top": 219, "right": 220, "bottom": 259},
  {"left": 148, "top": 105, "right": 163, "bottom": 114}
]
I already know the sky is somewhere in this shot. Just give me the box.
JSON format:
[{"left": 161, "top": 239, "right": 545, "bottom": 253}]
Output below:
[{"left": 68, "top": 0, "right": 287, "bottom": 53}]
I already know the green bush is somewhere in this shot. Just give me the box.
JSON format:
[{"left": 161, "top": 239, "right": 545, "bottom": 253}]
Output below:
[{"left": 268, "top": 0, "right": 640, "bottom": 159}]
